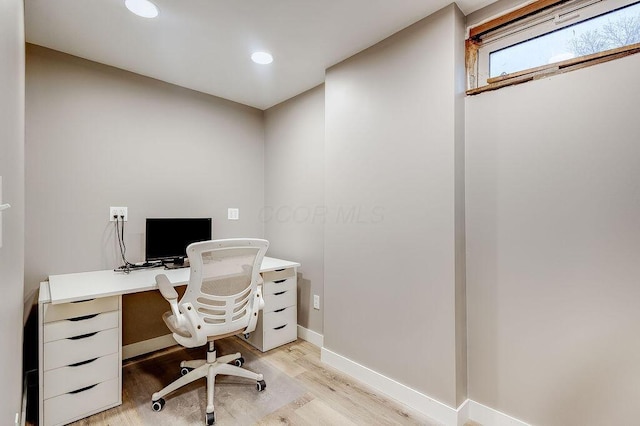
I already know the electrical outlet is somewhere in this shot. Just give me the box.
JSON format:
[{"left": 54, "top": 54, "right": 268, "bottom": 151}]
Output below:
[
  {"left": 313, "top": 294, "right": 320, "bottom": 310},
  {"left": 109, "top": 206, "right": 128, "bottom": 221},
  {"left": 228, "top": 208, "right": 239, "bottom": 220}
]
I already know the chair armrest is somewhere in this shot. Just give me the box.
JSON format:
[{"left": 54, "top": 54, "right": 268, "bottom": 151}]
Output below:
[
  {"left": 156, "top": 274, "right": 178, "bottom": 300},
  {"left": 155, "top": 274, "right": 183, "bottom": 325}
]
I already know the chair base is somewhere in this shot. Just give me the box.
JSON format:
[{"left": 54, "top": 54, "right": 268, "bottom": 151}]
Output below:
[{"left": 151, "top": 342, "right": 264, "bottom": 423}]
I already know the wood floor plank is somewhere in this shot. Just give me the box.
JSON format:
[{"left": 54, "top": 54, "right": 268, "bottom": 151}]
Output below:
[
  {"left": 255, "top": 393, "right": 315, "bottom": 425},
  {"left": 259, "top": 344, "right": 310, "bottom": 377},
  {"left": 294, "top": 398, "right": 358, "bottom": 425}
]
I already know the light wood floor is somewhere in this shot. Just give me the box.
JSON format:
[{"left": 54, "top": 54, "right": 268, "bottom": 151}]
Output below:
[{"left": 66, "top": 338, "right": 440, "bottom": 425}]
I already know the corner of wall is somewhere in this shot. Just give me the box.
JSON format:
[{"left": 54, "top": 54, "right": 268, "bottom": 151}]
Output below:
[{"left": 453, "top": 0, "right": 468, "bottom": 408}]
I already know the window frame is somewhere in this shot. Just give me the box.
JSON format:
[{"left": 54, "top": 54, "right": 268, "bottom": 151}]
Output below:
[{"left": 467, "top": 0, "right": 640, "bottom": 93}]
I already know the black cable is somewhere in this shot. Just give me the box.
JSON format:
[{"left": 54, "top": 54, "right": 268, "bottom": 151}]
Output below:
[
  {"left": 119, "top": 217, "right": 127, "bottom": 260},
  {"left": 114, "top": 217, "right": 133, "bottom": 273},
  {"left": 114, "top": 218, "right": 126, "bottom": 272},
  {"left": 121, "top": 218, "right": 134, "bottom": 268},
  {"left": 113, "top": 217, "right": 162, "bottom": 273}
]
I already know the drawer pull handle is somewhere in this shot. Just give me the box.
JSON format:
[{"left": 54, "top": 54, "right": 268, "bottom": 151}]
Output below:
[
  {"left": 68, "top": 358, "right": 98, "bottom": 367},
  {"left": 274, "top": 291, "right": 287, "bottom": 296},
  {"left": 274, "top": 324, "right": 287, "bottom": 330},
  {"left": 273, "top": 279, "right": 287, "bottom": 284},
  {"left": 71, "top": 298, "right": 95, "bottom": 304},
  {"left": 274, "top": 308, "right": 286, "bottom": 313},
  {"left": 68, "top": 332, "right": 98, "bottom": 340},
  {"left": 275, "top": 269, "right": 285, "bottom": 272},
  {"left": 68, "top": 313, "right": 99, "bottom": 322},
  {"left": 68, "top": 384, "right": 98, "bottom": 394}
]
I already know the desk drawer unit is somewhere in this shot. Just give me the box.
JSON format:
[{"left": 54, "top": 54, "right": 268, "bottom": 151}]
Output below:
[
  {"left": 39, "top": 292, "right": 122, "bottom": 426},
  {"left": 243, "top": 267, "right": 297, "bottom": 351}
]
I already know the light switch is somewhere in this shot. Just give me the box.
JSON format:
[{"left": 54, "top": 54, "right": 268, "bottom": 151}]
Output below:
[{"left": 228, "top": 208, "right": 239, "bottom": 220}]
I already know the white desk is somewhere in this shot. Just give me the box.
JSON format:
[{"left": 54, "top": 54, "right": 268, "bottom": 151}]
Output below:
[
  {"left": 44, "top": 256, "right": 300, "bottom": 304},
  {"left": 38, "top": 256, "right": 300, "bottom": 426}
]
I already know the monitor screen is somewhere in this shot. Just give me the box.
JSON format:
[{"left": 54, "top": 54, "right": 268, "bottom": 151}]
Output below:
[{"left": 145, "top": 218, "right": 212, "bottom": 262}]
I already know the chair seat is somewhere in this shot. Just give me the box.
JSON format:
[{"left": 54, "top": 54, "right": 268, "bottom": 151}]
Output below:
[
  {"left": 163, "top": 311, "right": 249, "bottom": 343},
  {"left": 162, "top": 311, "right": 192, "bottom": 338}
]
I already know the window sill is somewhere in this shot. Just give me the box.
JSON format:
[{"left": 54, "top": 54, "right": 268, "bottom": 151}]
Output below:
[{"left": 467, "top": 42, "right": 640, "bottom": 96}]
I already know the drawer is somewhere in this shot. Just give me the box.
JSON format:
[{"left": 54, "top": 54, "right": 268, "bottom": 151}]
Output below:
[
  {"left": 263, "top": 278, "right": 296, "bottom": 312},
  {"left": 263, "top": 305, "right": 296, "bottom": 331},
  {"left": 43, "top": 353, "right": 119, "bottom": 400},
  {"left": 43, "top": 296, "right": 119, "bottom": 323},
  {"left": 43, "top": 377, "right": 119, "bottom": 426},
  {"left": 262, "top": 267, "right": 296, "bottom": 283},
  {"left": 44, "top": 327, "right": 119, "bottom": 371},
  {"left": 44, "top": 311, "right": 119, "bottom": 343},
  {"left": 263, "top": 307, "right": 297, "bottom": 351}
]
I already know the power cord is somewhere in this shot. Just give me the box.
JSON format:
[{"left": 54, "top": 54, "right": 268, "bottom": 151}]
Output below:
[{"left": 114, "top": 215, "right": 134, "bottom": 273}]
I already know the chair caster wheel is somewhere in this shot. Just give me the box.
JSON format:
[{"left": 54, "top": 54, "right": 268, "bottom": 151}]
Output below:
[
  {"left": 180, "top": 367, "right": 194, "bottom": 376},
  {"left": 256, "top": 379, "right": 266, "bottom": 392},
  {"left": 206, "top": 411, "right": 215, "bottom": 425},
  {"left": 233, "top": 357, "right": 244, "bottom": 367},
  {"left": 151, "top": 398, "right": 165, "bottom": 412},
  {"left": 243, "top": 333, "right": 250, "bottom": 339}
]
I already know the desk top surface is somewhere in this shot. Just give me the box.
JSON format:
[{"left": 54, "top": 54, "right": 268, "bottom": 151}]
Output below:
[{"left": 41, "top": 256, "right": 300, "bottom": 305}]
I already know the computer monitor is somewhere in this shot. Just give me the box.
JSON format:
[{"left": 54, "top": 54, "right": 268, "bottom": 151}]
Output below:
[{"left": 145, "top": 218, "right": 212, "bottom": 264}]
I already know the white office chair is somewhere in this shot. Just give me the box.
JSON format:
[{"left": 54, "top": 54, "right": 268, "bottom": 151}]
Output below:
[{"left": 151, "top": 238, "right": 269, "bottom": 425}]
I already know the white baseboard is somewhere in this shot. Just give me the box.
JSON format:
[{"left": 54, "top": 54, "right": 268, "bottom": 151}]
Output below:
[
  {"left": 321, "top": 347, "right": 530, "bottom": 426},
  {"left": 321, "top": 347, "right": 459, "bottom": 425},
  {"left": 461, "top": 400, "right": 531, "bottom": 426},
  {"left": 122, "top": 334, "right": 177, "bottom": 360},
  {"left": 297, "top": 324, "right": 324, "bottom": 347},
  {"left": 457, "top": 399, "right": 470, "bottom": 426}
]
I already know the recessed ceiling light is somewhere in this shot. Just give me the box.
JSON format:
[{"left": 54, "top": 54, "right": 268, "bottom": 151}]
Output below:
[
  {"left": 251, "top": 52, "right": 273, "bottom": 65},
  {"left": 125, "top": 0, "right": 159, "bottom": 18}
]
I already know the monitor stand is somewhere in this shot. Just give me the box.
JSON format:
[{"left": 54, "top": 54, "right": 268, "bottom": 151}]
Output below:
[{"left": 163, "top": 258, "right": 190, "bottom": 270}]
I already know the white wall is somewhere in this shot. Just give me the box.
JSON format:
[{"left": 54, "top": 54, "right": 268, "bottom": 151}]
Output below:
[
  {"left": 466, "top": 54, "right": 640, "bottom": 426},
  {"left": 264, "top": 85, "right": 325, "bottom": 334},
  {"left": 324, "top": 4, "right": 466, "bottom": 408},
  {"left": 0, "top": 0, "right": 25, "bottom": 422},
  {"left": 25, "top": 45, "right": 265, "bottom": 298}
]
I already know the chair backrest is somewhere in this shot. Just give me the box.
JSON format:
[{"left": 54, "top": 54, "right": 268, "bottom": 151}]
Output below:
[{"left": 180, "top": 238, "right": 269, "bottom": 338}]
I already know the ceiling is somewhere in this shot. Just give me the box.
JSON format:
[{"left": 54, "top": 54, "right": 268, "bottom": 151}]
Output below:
[{"left": 25, "top": 0, "right": 496, "bottom": 110}]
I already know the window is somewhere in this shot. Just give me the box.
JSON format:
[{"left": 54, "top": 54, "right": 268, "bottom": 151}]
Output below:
[{"left": 467, "top": 0, "right": 640, "bottom": 93}]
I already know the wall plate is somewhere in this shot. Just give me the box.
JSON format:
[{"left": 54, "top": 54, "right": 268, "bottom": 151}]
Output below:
[{"left": 109, "top": 206, "right": 128, "bottom": 221}]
